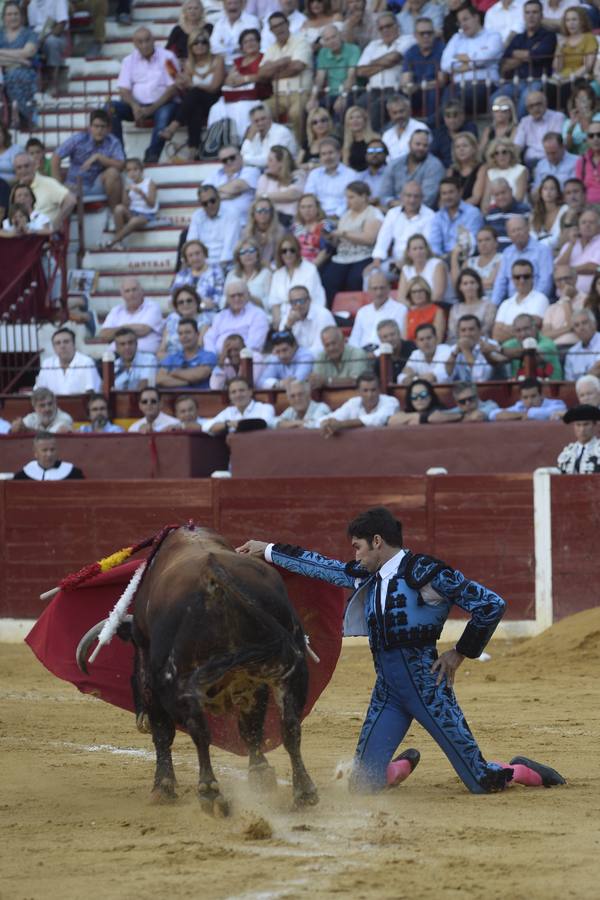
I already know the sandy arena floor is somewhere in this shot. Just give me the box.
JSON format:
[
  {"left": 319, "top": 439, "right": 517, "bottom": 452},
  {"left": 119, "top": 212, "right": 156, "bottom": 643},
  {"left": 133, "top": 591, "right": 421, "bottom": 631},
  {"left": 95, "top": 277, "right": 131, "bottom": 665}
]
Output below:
[{"left": 1, "top": 609, "right": 599, "bottom": 900}]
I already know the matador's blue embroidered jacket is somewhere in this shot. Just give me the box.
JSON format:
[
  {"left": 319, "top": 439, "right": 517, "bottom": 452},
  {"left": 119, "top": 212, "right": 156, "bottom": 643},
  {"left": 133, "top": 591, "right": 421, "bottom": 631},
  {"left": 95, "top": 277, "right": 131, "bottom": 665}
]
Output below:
[{"left": 269, "top": 544, "right": 506, "bottom": 658}]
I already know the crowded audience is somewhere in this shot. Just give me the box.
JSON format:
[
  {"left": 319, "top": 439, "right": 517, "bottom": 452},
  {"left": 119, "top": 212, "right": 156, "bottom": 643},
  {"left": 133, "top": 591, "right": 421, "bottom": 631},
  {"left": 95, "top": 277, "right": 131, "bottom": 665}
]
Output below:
[{"left": 5, "top": 0, "right": 600, "bottom": 458}]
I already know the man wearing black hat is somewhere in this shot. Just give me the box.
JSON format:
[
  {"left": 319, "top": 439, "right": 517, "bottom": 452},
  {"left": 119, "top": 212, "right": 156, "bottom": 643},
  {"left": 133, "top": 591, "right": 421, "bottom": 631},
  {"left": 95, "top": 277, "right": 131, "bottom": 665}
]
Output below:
[{"left": 557, "top": 405, "right": 600, "bottom": 474}]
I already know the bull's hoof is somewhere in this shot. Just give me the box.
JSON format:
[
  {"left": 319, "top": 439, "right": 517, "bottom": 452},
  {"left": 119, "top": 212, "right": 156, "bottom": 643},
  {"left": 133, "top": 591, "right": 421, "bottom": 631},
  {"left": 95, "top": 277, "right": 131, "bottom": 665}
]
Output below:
[
  {"left": 149, "top": 784, "right": 177, "bottom": 805},
  {"left": 198, "top": 781, "right": 230, "bottom": 817},
  {"left": 292, "top": 786, "right": 319, "bottom": 810},
  {"left": 248, "top": 763, "right": 278, "bottom": 794},
  {"left": 136, "top": 712, "right": 152, "bottom": 734}
]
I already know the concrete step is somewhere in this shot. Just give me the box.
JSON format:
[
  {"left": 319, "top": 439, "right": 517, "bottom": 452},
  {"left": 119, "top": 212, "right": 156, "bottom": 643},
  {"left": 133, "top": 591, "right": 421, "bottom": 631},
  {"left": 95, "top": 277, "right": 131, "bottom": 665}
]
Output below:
[
  {"left": 146, "top": 161, "right": 220, "bottom": 184},
  {"left": 67, "top": 58, "right": 121, "bottom": 77},
  {"left": 155, "top": 203, "right": 196, "bottom": 225},
  {"left": 133, "top": 3, "right": 181, "bottom": 20},
  {"left": 83, "top": 247, "right": 177, "bottom": 272},
  {"left": 95, "top": 271, "right": 175, "bottom": 291},
  {"left": 105, "top": 19, "right": 176, "bottom": 40}
]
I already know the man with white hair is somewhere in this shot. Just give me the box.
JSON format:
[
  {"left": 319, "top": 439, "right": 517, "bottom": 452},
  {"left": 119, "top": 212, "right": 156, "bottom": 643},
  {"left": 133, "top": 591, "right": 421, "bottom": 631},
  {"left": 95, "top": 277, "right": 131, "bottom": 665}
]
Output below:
[
  {"left": 98, "top": 277, "right": 164, "bottom": 354},
  {"left": 309, "top": 24, "right": 360, "bottom": 117},
  {"left": 110, "top": 28, "right": 180, "bottom": 164},
  {"left": 576, "top": 373, "right": 600, "bottom": 407},
  {"left": 276, "top": 379, "right": 331, "bottom": 428},
  {"left": 564, "top": 310, "right": 600, "bottom": 382},
  {"left": 211, "top": 0, "right": 259, "bottom": 67},
  {"left": 203, "top": 280, "right": 270, "bottom": 355},
  {"left": 367, "top": 181, "right": 434, "bottom": 273},
  {"left": 349, "top": 272, "right": 407, "bottom": 349},
  {"left": 356, "top": 12, "right": 415, "bottom": 131},
  {"left": 240, "top": 104, "right": 297, "bottom": 169},
  {"left": 513, "top": 91, "right": 565, "bottom": 166}
]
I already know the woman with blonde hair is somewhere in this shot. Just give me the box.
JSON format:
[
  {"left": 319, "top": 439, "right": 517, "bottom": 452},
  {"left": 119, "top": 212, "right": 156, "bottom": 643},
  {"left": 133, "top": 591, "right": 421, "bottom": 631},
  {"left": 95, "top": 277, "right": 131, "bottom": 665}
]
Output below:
[
  {"left": 292, "top": 193, "right": 332, "bottom": 266},
  {"left": 170, "top": 239, "right": 225, "bottom": 310},
  {"left": 159, "top": 30, "right": 225, "bottom": 156},
  {"left": 298, "top": 107, "right": 335, "bottom": 168},
  {"left": 448, "top": 132, "right": 483, "bottom": 205},
  {"left": 478, "top": 96, "right": 517, "bottom": 153},
  {"left": 404, "top": 276, "right": 446, "bottom": 343},
  {"left": 475, "top": 138, "right": 528, "bottom": 212},
  {"left": 166, "top": 0, "right": 207, "bottom": 59},
  {"left": 255, "top": 145, "right": 306, "bottom": 227},
  {"left": 396, "top": 234, "right": 447, "bottom": 306},
  {"left": 224, "top": 238, "right": 272, "bottom": 308},
  {"left": 341, "top": 105, "right": 379, "bottom": 170},
  {"left": 243, "top": 197, "right": 285, "bottom": 268},
  {"left": 267, "top": 234, "right": 326, "bottom": 327}
]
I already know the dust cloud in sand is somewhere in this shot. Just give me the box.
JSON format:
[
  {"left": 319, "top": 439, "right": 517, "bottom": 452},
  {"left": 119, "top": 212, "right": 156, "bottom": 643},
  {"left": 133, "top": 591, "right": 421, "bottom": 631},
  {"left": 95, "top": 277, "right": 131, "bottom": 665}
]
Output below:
[{"left": 1, "top": 608, "right": 599, "bottom": 900}]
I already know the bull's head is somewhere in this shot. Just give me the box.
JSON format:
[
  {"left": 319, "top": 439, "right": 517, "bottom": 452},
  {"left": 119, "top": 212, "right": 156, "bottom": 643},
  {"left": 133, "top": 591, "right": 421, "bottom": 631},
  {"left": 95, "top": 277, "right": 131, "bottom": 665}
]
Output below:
[{"left": 76, "top": 615, "right": 133, "bottom": 673}]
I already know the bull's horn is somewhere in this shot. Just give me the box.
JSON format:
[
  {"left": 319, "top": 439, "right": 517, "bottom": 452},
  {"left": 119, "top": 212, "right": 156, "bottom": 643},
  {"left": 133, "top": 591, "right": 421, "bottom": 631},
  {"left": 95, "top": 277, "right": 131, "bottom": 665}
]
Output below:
[{"left": 76, "top": 619, "right": 108, "bottom": 674}]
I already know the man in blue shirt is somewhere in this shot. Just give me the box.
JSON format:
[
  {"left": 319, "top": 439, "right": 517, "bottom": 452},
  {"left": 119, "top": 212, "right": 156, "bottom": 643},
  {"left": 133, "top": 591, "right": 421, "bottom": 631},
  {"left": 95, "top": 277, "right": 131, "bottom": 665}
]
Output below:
[
  {"left": 157, "top": 318, "right": 217, "bottom": 390},
  {"left": 237, "top": 506, "right": 566, "bottom": 794},
  {"left": 491, "top": 215, "right": 554, "bottom": 305},
  {"left": 78, "top": 394, "right": 124, "bottom": 433},
  {"left": 532, "top": 132, "right": 578, "bottom": 190},
  {"left": 429, "top": 100, "right": 478, "bottom": 169},
  {"left": 428, "top": 177, "right": 483, "bottom": 259},
  {"left": 113, "top": 328, "right": 157, "bottom": 391},
  {"left": 483, "top": 179, "right": 531, "bottom": 252},
  {"left": 255, "top": 331, "right": 313, "bottom": 389},
  {"left": 440, "top": 5, "right": 503, "bottom": 115},
  {"left": 498, "top": 0, "right": 557, "bottom": 116},
  {"left": 50, "top": 109, "right": 124, "bottom": 212},
  {"left": 400, "top": 15, "right": 445, "bottom": 122}
]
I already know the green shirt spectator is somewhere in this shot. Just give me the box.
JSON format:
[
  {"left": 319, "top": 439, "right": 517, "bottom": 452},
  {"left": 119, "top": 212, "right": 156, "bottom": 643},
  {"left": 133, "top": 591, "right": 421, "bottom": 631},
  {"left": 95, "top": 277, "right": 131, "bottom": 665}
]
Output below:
[
  {"left": 313, "top": 28, "right": 360, "bottom": 101},
  {"left": 501, "top": 334, "right": 563, "bottom": 381}
]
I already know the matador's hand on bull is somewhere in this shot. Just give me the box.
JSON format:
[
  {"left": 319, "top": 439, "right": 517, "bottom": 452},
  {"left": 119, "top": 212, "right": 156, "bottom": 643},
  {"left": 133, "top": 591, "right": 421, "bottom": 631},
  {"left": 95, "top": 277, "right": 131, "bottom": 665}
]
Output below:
[{"left": 236, "top": 540, "right": 269, "bottom": 557}]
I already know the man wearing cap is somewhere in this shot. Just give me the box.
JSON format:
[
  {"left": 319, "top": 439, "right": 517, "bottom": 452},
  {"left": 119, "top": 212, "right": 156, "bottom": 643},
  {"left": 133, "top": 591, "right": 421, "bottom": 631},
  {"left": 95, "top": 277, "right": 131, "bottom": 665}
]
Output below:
[{"left": 557, "top": 405, "right": 600, "bottom": 473}]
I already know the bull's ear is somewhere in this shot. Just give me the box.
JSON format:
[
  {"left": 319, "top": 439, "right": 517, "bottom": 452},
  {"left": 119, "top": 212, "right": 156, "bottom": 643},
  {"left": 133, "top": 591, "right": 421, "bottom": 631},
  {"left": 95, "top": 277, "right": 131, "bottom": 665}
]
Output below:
[{"left": 116, "top": 621, "right": 134, "bottom": 642}]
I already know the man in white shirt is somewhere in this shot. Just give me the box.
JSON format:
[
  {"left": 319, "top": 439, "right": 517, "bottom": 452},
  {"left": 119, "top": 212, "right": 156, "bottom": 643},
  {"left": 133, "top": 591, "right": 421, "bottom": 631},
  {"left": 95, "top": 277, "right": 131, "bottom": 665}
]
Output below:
[
  {"left": 110, "top": 28, "right": 180, "bottom": 163},
  {"left": 240, "top": 104, "right": 298, "bottom": 169},
  {"left": 128, "top": 387, "right": 180, "bottom": 432},
  {"left": 441, "top": 5, "right": 504, "bottom": 114},
  {"left": 212, "top": 145, "right": 259, "bottom": 226},
  {"left": 513, "top": 91, "right": 566, "bottom": 165},
  {"left": 186, "top": 185, "right": 243, "bottom": 266},
  {"left": 484, "top": 0, "right": 525, "bottom": 44},
  {"left": 401, "top": 323, "right": 453, "bottom": 384},
  {"left": 381, "top": 95, "right": 430, "bottom": 161},
  {"left": 204, "top": 376, "right": 276, "bottom": 433},
  {"left": 279, "top": 286, "right": 336, "bottom": 357},
  {"left": 260, "top": 0, "right": 305, "bottom": 49},
  {"left": 349, "top": 272, "right": 407, "bottom": 349},
  {"left": 210, "top": 0, "right": 260, "bottom": 66},
  {"left": 320, "top": 370, "right": 399, "bottom": 436},
  {"left": 445, "top": 315, "right": 504, "bottom": 382},
  {"left": 356, "top": 12, "right": 415, "bottom": 130},
  {"left": 98, "top": 277, "right": 164, "bottom": 354},
  {"left": 304, "top": 138, "right": 356, "bottom": 219},
  {"left": 368, "top": 181, "right": 434, "bottom": 273},
  {"left": 258, "top": 12, "right": 313, "bottom": 142},
  {"left": 35, "top": 327, "right": 101, "bottom": 395},
  {"left": 276, "top": 379, "right": 331, "bottom": 429},
  {"left": 564, "top": 310, "right": 600, "bottom": 382},
  {"left": 492, "top": 260, "right": 549, "bottom": 343},
  {"left": 27, "top": 0, "right": 69, "bottom": 88}
]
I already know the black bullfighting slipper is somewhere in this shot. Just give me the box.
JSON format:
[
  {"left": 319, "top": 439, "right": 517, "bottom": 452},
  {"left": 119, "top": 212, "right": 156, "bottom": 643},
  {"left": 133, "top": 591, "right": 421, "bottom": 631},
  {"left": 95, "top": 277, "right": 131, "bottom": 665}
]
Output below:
[
  {"left": 386, "top": 748, "right": 421, "bottom": 787},
  {"left": 509, "top": 756, "right": 567, "bottom": 787}
]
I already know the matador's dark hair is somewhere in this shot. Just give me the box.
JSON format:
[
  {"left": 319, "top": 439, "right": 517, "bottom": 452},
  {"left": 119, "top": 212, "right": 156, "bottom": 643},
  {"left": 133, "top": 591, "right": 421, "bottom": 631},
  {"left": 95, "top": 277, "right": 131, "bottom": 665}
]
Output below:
[{"left": 347, "top": 507, "right": 403, "bottom": 548}]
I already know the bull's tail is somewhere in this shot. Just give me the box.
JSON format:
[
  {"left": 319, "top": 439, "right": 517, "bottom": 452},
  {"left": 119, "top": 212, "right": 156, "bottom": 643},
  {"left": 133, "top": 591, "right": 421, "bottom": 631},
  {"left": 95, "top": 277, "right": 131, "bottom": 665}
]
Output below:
[{"left": 187, "top": 555, "right": 305, "bottom": 692}]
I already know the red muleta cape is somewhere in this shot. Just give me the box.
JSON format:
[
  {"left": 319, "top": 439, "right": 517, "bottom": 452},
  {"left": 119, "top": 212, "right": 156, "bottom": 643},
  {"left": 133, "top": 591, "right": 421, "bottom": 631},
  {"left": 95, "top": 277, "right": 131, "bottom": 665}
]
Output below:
[{"left": 25, "top": 559, "right": 346, "bottom": 755}]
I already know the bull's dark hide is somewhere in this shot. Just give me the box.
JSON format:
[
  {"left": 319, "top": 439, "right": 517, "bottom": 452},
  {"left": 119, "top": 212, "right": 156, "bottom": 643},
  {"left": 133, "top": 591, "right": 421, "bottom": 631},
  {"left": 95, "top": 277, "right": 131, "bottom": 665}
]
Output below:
[{"left": 26, "top": 558, "right": 345, "bottom": 755}]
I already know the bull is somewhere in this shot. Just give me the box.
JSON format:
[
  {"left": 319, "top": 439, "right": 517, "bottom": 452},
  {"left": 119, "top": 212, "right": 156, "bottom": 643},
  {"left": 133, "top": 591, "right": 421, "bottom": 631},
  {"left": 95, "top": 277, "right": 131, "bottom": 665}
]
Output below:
[{"left": 76, "top": 525, "right": 318, "bottom": 815}]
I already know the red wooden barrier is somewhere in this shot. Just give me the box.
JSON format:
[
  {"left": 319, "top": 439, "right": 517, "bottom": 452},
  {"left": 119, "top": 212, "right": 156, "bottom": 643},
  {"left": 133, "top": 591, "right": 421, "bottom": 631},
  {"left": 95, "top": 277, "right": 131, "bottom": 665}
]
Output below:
[
  {"left": 550, "top": 476, "right": 600, "bottom": 620},
  {"left": 0, "top": 476, "right": 536, "bottom": 622}
]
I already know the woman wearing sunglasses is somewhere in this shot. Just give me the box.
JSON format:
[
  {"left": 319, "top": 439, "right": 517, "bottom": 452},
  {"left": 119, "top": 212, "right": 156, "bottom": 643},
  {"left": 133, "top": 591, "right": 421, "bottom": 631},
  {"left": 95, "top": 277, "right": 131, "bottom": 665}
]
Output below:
[
  {"left": 224, "top": 239, "right": 272, "bottom": 308},
  {"left": 267, "top": 234, "right": 327, "bottom": 329},
  {"left": 477, "top": 137, "right": 528, "bottom": 214},
  {"left": 478, "top": 96, "right": 517, "bottom": 156},
  {"left": 297, "top": 107, "right": 335, "bottom": 169},
  {"left": 159, "top": 29, "right": 225, "bottom": 157},
  {"left": 388, "top": 378, "right": 451, "bottom": 426}
]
